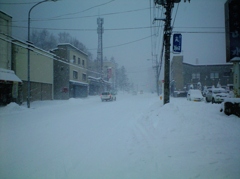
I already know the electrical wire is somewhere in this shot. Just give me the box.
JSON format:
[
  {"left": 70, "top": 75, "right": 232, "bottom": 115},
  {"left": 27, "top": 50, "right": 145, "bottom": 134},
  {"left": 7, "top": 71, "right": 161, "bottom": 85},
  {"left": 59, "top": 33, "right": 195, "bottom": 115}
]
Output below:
[
  {"left": 11, "top": 7, "right": 150, "bottom": 23},
  {"left": 0, "top": 24, "right": 157, "bottom": 31},
  {"left": 1, "top": 23, "right": 224, "bottom": 33},
  {"left": 0, "top": 34, "right": 101, "bottom": 75},
  {"left": 87, "top": 35, "right": 153, "bottom": 51},
  {"left": 172, "top": 3, "right": 179, "bottom": 29},
  {"left": 0, "top": 1, "right": 40, "bottom": 5},
  {"left": 172, "top": 31, "right": 225, "bottom": 34},
  {"left": 52, "top": 0, "right": 115, "bottom": 18}
]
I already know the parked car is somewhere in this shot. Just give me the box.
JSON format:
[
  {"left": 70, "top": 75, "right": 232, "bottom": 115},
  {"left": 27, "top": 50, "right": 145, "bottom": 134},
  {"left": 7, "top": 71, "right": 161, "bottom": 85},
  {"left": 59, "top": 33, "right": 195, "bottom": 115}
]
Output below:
[
  {"left": 205, "top": 88, "right": 229, "bottom": 103},
  {"left": 202, "top": 86, "right": 212, "bottom": 97},
  {"left": 101, "top": 91, "right": 116, "bottom": 102},
  {"left": 187, "top": 89, "right": 204, "bottom": 102}
]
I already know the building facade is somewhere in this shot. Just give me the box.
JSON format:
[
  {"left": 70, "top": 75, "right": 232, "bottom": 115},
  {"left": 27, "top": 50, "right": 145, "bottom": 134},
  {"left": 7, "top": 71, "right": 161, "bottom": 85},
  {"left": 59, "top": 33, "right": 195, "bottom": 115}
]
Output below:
[
  {"left": 52, "top": 43, "right": 89, "bottom": 99},
  {"left": 0, "top": 11, "right": 12, "bottom": 69},
  {"left": 0, "top": 11, "right": 22, "bottom": 105},
  {"left": 103, "top": 61, "right": 116, "bottom": 90},
  {"left": 171, "top": 56, "right": 233, "bottom": 93},
  {"left": 12, "top": 39, "right": 55, "bottom": 102}
]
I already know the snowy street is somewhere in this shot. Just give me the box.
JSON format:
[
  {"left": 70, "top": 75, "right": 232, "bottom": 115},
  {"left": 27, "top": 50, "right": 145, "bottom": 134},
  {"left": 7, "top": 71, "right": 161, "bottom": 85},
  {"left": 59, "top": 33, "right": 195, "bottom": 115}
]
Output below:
[{"left": 0, "top": 93, "right": 240, "bottom": 179}]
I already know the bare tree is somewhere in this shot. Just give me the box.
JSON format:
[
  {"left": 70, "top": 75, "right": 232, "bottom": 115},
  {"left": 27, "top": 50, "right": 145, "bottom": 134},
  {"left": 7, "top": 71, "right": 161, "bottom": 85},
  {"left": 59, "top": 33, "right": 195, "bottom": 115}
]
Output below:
[{"left": 31, "top": 29, "right": 57, "bottom": 50}]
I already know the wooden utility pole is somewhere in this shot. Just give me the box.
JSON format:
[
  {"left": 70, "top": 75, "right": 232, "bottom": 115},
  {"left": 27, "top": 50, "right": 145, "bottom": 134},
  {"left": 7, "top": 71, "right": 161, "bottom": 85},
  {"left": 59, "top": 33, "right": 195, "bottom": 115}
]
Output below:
[{"left": 154, "top": 0, "right": 190, "bottom": 105}]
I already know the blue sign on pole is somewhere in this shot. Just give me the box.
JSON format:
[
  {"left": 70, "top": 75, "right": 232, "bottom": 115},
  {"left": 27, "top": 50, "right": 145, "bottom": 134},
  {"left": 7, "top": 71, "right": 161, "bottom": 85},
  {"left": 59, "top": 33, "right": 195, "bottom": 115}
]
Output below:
[{"left": 173, "top": 33, "right": 182, "bottom": 53}]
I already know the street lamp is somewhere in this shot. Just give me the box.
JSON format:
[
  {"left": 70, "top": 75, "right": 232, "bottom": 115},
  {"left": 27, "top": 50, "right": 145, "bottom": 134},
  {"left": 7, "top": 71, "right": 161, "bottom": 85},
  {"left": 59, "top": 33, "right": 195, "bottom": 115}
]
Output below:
[{"left": 27, "top": 0, "right": 58, "bottom": 108}]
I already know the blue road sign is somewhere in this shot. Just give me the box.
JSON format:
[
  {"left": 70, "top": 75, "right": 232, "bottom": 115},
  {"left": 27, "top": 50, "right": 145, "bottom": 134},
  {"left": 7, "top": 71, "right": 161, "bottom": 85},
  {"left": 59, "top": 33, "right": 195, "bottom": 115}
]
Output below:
[{"left": 173, "top": 33, "right": 182, "bottom": 53}]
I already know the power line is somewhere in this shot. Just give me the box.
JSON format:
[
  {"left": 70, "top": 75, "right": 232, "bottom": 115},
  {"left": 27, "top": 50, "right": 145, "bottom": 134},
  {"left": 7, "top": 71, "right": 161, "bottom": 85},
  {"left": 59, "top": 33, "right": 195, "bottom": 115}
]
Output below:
[
  {"left": 172, "top": 31, "right": 225, "bottom": 34},
  {"left": 0, "top": 24, "right": 157, "bottom": 31},
  {"left": 11, "top": 7, "right": 150, "bottom": 23},
  {"left": 172, "top": 3, "right": 179, "bottom": 29},
  {"left": 174, "top": 26, "right": 224, "bottom": 29},
  {"left": 0, "top": 34, "right": 101, "bottom": 76},
  {"left": 0, "top": 1, "right": 40, "bottom": 5},
  {"left": 2, "top": 23, "right": 223, "bottom": 32},
  {"left": 52, "top": 0, "right": 115, "bottom": 18},
  {"left": 87, "top": 35, "right": 153, "bottom": 51},
  {"left": 0, "top": 29, "right": 152, "bottom": 52}
]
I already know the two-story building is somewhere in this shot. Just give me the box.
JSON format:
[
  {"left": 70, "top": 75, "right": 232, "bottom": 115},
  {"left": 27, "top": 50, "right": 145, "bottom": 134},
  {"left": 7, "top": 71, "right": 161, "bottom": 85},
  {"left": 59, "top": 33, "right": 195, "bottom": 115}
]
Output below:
[
  {"left": 171, "top": 56, "right": 233, "bottom": 94},
  {"left": 52, "top": 43, "right": 89, "bottom": 99}
]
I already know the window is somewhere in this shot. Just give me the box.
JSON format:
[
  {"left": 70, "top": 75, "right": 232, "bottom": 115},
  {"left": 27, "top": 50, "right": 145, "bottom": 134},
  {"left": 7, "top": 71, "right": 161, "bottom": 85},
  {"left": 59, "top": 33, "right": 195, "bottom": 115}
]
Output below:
[
  {"left": 73, "top": 71, "right": 78, "bottom": 79},
  {"left": 210, "top": 73, "right": 214, "bottom": 79},
  {"left": 73, "top": 55, "right": 76, "bottom": 64},
  {"left": 210, "top": 72, "right": 219, "bottom": 79},
  {"left": 78, "top": 58, "right": 81, "bottom": 65},
  {"left": 82, "top": 60, "right": 85, "bottom": 67},
  {"left": 192, "top": 73, "right": 200, "bottom": 79},
  {"left": 82, "top": 73, "right": 86, "bottom": 81},
  {"left": 223, "top": 71, "right": 230, "bottom": 77}
]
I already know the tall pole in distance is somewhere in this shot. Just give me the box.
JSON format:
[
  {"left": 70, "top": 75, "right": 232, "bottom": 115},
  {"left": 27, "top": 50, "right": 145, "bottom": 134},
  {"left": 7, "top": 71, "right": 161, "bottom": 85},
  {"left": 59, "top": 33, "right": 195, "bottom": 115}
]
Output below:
[
  {"left": 155, "top": 55, "right": 160, "bottom": 96},
  {"left": 27, "top": 0, "right": 57, "bottom": 108},
  {"left": 97, "top": 17, "right": 104, "bottom": 91}
]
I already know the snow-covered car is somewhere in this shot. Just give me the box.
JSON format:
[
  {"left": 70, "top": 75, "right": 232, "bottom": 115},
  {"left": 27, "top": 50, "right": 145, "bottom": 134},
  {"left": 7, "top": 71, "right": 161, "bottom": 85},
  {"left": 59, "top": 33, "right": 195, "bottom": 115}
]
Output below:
[
  {"left": 101, "top": 91, "right": 116, "bottom": 102},
  {"left": 205, "top": 88, "right": 229, "bottom": 103},
  {"left": 187, "top": 89, "right": 204, "bottom": 102}
]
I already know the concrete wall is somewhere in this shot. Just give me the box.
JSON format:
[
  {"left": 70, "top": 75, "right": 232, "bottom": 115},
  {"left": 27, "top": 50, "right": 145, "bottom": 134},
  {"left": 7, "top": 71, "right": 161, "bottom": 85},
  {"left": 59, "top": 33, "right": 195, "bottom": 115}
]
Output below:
[
  {"left": 0, "top": 11, "right": 12, "bottom": 69},
  {"left": 171, "top": 56, "right": 184, "bottom": 91},
  {"left": 12, "top": 40, "right": 54, "bottom": 101}
]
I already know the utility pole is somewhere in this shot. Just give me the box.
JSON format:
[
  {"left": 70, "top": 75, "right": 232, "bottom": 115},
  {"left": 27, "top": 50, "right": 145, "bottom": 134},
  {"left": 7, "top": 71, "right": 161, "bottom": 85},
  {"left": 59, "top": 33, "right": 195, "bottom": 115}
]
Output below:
[
  {"left": 154, "top": 0, "right": 190, "bottom": 105},
  {"left": 155, "top": 55, "right": 160, "bottom": 96},
  {"left": 97, "top": 17, "right": 104, "bottom": 91},
  {"left": 163, "top": 0, "right": 173, "bottom": 104},
  {"left": 97, "top": 17, "right": 104, "bottom": 79}
]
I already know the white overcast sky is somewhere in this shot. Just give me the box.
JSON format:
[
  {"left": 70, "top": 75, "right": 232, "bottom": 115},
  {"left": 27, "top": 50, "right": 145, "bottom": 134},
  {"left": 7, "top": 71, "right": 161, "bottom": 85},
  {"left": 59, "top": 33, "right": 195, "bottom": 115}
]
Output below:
[{"left": 0, "top": 0, "right": 227, "bottom": 89}]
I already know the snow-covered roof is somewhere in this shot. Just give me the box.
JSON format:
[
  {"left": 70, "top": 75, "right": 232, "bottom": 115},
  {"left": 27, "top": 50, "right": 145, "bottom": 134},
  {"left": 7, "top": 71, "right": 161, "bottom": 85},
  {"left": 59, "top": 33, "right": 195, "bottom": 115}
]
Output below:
[
  {"left": 88, "top": 76, "right": 111, "bottom": 84},
  {"left": 69, "top": 80, "right": 88, "bottom": 86},
  {"left": 57, "top": 43, "right": 88, "bottom": 56},
  {"left": 88, "top": 76, "right": 101, "bottom": 80},
  {"left": 183, "top": 62, "right": 233, "bottom": 66},
  {"left": 0, "top": 68, "right": 22, "bottom": 82},
  {"left": 12, "top": 39, "right": 56, "bottom": 57}
]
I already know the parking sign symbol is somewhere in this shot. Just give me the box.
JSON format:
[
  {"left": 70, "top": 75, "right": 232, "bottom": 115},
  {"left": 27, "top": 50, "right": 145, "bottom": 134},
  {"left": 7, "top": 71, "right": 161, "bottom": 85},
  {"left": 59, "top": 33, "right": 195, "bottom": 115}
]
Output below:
[{"left": 173, "top": 33, "right": 182, "bottom": 53}]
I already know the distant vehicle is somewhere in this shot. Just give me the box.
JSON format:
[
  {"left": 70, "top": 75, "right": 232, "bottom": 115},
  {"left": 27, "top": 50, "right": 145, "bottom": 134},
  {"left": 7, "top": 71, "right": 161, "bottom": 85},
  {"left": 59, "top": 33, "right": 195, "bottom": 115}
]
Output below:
[
  {"left": 101, "top": 91, "right": 116, "bottom": 102},
  {"left": 173, "top": 91, "right": 187, "bottom": 97},
  {"left": 187, "top": 89, "right": 204, "bottom": 102},
  {"left": 205, "top": 88, "right": 229, "bottom": 103}
]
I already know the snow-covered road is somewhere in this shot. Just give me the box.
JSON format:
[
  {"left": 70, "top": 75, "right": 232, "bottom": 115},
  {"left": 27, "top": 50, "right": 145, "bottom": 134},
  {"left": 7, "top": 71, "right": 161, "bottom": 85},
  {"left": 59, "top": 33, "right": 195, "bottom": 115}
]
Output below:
[{"left": 0, "top": 93, "right": 240, "bottom": 179}]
